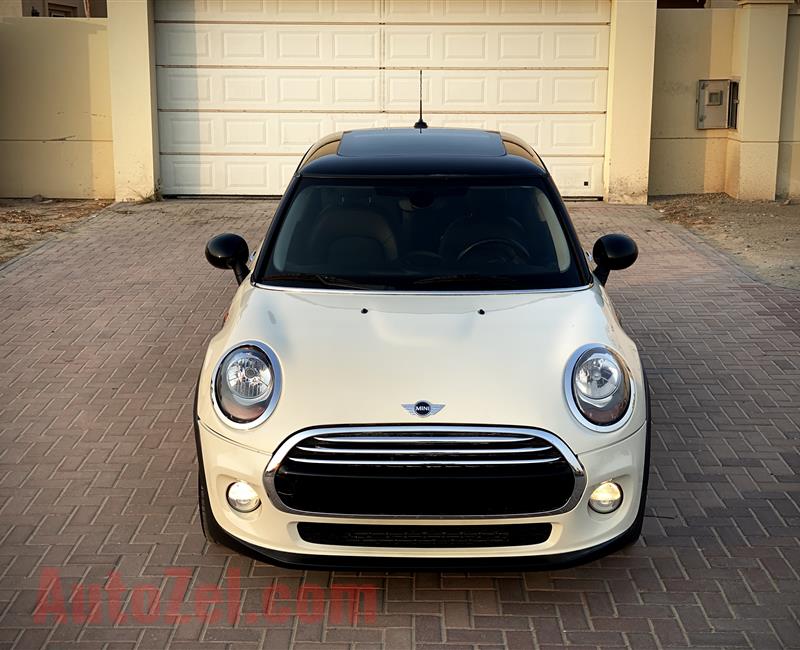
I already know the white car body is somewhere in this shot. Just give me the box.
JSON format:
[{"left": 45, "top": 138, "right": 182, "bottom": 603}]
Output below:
[{"left": 194, "top": 128, "right": 649, "bottom": 569}]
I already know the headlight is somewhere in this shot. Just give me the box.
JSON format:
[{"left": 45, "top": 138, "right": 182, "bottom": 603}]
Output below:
[
  {"left": 213, "top": 344, "right": 280, "bottom": 425},
  {"left": 568, "top": 346, "right": 632, "bottom": 429}
]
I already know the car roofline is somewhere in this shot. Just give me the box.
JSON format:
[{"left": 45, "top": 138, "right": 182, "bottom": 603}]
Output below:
[
  {"left": 296, "top": 171, "right": 549, "bottom": 180},
  {"left": 296, "top": 128, "right": 549, "bottom": 176}
]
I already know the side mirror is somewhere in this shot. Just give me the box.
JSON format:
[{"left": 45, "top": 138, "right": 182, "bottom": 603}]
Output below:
[
  {"left": 592, "top": 234, "right": 638, "bottom": 285},
  {"left": 205, "top": 233, "right": 250, "bottom": 285}
]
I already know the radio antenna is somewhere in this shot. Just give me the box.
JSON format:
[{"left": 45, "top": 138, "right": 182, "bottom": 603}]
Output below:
[{"left": 413, "top": 69, "right": 428, "bottom": 129}]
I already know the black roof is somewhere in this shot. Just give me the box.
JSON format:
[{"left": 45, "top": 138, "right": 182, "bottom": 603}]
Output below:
[{"left": 297, "top": 128, "right": 548, "bottom": 177}]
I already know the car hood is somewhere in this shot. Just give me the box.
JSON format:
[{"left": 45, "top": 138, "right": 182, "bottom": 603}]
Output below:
[{"left": 197, "top": 283, "right": 646, "bottom": 455}]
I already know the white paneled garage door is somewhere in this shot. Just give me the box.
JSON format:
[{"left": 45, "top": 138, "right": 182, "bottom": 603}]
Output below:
[{"left": 155, "top": 0, "right": 610, "bottom": 197}]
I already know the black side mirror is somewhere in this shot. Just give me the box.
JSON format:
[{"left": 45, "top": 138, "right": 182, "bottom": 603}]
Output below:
[
  {"left": 592, "top": 234, "right": 638, "bottom": 285},
  {"left": 205, "top": 233, "right": 250, "bottom": 285}
]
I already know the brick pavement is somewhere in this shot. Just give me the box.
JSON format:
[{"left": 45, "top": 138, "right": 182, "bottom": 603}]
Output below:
[{"left": 0, "top": 199, "right": 797, "bottom": 649}]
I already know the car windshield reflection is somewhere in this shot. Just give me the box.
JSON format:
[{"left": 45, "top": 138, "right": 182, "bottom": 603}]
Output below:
[{"left": 258, "top": 178, "right": 583, "bottom": 291}]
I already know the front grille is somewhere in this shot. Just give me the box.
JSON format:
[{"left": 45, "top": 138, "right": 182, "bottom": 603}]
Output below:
[
  {"left": 297, "top": 523, "right": 553, "bottom": 548},
  {"left": 266, "top": 426, "right": 582, "bottom": 518}
]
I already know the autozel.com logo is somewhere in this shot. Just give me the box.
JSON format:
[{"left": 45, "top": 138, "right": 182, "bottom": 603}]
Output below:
[{"left": 33, "top": 568, "right": 378, "bottom": 626}]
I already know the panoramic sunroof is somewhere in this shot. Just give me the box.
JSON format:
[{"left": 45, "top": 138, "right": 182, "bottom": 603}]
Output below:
[{"left": 338, "top": 128, "right": 506, "bottom": 157}]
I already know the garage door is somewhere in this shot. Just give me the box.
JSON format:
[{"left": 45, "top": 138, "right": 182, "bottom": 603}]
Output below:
[{"left": 155, "top": 0, "right": 610, "bottom": 197}]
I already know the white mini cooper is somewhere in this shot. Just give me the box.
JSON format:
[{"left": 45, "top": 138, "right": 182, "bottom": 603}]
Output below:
[{"left": 195, "top": 128, "right": 650, "bottom": 570}]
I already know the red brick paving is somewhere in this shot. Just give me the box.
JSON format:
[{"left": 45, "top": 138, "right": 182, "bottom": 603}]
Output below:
[{"left": 0, "top": 199, "right": 798, "bottom": 649}]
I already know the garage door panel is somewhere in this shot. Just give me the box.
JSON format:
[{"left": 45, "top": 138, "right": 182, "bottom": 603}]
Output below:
[
  {"left": 329, "top": 116, "right": 386, "bottom": 132},
  {"left": 161, "top": 113, "right": 269, "bottom": 153},
  {"left": 162, "top": 152, "right": 602, "bottom": 196},
  {"left": 496, "top": 114, "right": 605, "bottom": 154},
  {"left": 160, "top": 112, "right": 384, "bottom": 154},
  {"left": 156, "top": 0, "right": 382, "bottom": 22},
  {"left": 385, "top": 70, "right": 607, "bottom": 112},
  {"left": 158, "top": 68, "right": 381, "bottom": 110},
  {"left": 157, "top": 23, "right": 606, "bottom": 70},
  {"left": 156, "top": 0, "right": 610, "bottom": 197},
  {"left": 384, "top": 0, "right": 609, "bottom": 23},
  {"left": 409, "top": 113, "right": 606, "bottom": 155},
  {"left": 549, "top": 117, "right": 602, "bottom": 152},
  {"left": 157, "top": 0, "right": 610, "bottom": 23},
  {"left": 553, "top": 76, "right": 605, "bottom": 108},
  {"left": 160, "top": 111, "right": 605, "bottom": 157},
  {"left": 161, "top": 154, "right": 296, "bottom": 194},
  {"left": 546, "top": 157, "right": 603, "bottom": 196},
  {"left": 384, "top": 25, "right": 608, "bottom": 68},
  {"left": 156, "top": 24, "right": 381, "bottom": 67}
]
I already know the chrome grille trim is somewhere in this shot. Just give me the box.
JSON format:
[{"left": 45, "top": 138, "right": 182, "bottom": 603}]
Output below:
[
  {"left": 294, "top": 445, "right": 554, "bottom": 455},
  {"left": 289, "top": 456, "right": 563, "bottom": 466},
  {"left": 313, "top": 435, "right": 533, "bottom": 444},
  {"left": 264, "top": 425, "right": 586, "bottom": 520}
]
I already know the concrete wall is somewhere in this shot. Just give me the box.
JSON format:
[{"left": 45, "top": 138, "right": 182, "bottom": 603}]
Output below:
[
  {"left": 0, "top": 1, "right": 106, "bottom": 17},
  {"left": 777, "top": 11, "right": 800, "bottom": 197},
  {"left": 0, "top": 17, "right": 113, "bottom": 198},
  {"left": 106, "top": 0, "right": 159, "bottom": 202},
  {"left": 729, "top": 2, "right": 788, "bottom": 200},
  {"left": 649, "top": 8, "right": 735, "bottom": 195},
  {"left": 650, "top": 2, "right": 797, "bottom": 199},
  {"left": 604, "top": 0, "right": 658, "bottom": 204}
]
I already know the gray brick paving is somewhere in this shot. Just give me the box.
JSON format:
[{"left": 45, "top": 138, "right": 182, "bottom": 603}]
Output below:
[{"left": 0, "top": 199, "right": 798, "bottom": 649}]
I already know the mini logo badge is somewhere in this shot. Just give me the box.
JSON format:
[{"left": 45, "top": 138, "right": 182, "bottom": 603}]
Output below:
[{"left": 402, "top": 401, "right": 445, "bottom": 418}]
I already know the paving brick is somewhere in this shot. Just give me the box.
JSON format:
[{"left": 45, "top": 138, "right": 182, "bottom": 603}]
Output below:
[{"left": 0, "top": 200, "right": 797, "bottom": 649}]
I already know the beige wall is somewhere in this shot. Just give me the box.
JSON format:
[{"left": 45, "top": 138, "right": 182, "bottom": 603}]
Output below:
[
  {"left": 1, "top": 1, "right": 106, "bottom": 17},
  {"left": 649, "top": 9, "right": 735, "bottom": 195},
  {"left": 728, "top": 2, "right": 789, "bottom": 199},
  {"left": 604, "top": 0, "right": 658, "bottom": 204},
  {"left": 777, "top": 12, "right": 800, "bottom": 197},
  {"left": 0, "top": 17, "right": 113, "bottom": 198},
  {"left": 650, "top": 2, "right": 797, "bottom": 199},
  {"left": 0, "top": 1, "right": 23, "bottom": 15},
  {"left": 106, "top": 0, "right": 159, "bottom": 201}
]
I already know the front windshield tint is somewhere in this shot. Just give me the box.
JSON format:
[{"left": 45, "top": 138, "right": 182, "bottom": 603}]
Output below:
[{"left": 259, "top": 179, "right": 583, "bottom": 291}]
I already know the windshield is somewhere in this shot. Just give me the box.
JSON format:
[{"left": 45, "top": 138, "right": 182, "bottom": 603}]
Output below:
[{"left": 256, "top": 178, "right": 585, "bottom": 291}]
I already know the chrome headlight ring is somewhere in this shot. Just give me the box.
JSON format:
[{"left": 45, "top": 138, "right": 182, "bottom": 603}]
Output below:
[
  {"left": 564, "top": 344, "right": 635, "bottom": 433},
  {"left": 210, "top": 340, "right": 282, "bottom": 430}
]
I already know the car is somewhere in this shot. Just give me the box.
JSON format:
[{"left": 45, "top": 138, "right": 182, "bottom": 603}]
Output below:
[{"left": 194, "top": 127, "right": 650, "bottom": 570}]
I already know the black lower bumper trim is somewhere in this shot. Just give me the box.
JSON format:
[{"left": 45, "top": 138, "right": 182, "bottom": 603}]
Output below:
[
  {"left": 297, "top": 522, "right": 553, "bottom": 548},
  {"left": 211, "top": 520, "right": 640, "bottom": 571}
]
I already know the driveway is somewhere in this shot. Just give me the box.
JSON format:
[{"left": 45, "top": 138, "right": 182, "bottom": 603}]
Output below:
[{"left": 0, "top": 200, "right": 797, "bottom": 649}]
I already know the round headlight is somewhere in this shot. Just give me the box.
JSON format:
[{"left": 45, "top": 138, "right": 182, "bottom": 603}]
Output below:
[
  {"left": 215, "top": 345, "right": 275, "bottom": 424},
  {"left": 575, "top": 351, "right": 621, "bottom": 400},
  {"left": 569, "top": 347, "right": 631, "bottom": 428}
]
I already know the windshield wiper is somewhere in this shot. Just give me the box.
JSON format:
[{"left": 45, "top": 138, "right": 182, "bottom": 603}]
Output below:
[
  {"left": 411, "top": 274, "right": 527, "bottom": 288},
  {"left": 316, "top": 274, "right": 382, "bottom": 290},
  {"left": 259, "top": 273, "right": 381, "bottom": 291}
]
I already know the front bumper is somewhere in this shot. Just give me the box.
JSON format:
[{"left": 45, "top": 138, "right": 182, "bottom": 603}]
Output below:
[
  {"left": 195, "top": 419, "right": 649, "bottom": 569},
  {"left": 209, "top": 519, "right": 642, "bottom": 571}
]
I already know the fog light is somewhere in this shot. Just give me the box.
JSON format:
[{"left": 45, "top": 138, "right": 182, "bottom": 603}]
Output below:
[
  {"left": 226, "top": 481, "right": 261, "bottom": 513},
  {"left": 589, "top": 481, "right": 623, "bottom": 514}
]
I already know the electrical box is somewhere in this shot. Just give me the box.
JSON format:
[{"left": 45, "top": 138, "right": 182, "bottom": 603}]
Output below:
[{"left": 696, "top": 79, "right": 739, "bottom": 129}]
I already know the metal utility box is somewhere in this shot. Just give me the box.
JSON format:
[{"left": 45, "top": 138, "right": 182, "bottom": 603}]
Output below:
[{"left": 696, "top": 79, "right": 739, "bottom": 129}]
